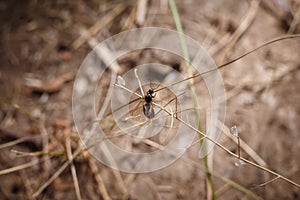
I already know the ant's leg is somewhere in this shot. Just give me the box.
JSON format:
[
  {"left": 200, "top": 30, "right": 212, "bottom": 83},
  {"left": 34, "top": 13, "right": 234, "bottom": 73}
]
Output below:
[
  {"left": 126, "top": 100, "right": 143, "bottom": 120},
  {"left": 154, "top": 92, "right": 184, "bottom": 118},
  {"left": 175, "top": 93, "right": 178, "bottom": 119}
]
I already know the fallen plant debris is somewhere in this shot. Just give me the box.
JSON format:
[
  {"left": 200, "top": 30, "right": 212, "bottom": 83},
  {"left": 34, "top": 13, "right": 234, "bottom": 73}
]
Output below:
[{"left": 24, "top": 72, "right": 74, "bottom": 94}]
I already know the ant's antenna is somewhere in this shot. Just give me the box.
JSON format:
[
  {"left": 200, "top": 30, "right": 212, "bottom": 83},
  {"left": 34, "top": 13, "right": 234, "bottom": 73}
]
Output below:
[{"left": 134, "top": 68, "right": 145, "bottom": 96}]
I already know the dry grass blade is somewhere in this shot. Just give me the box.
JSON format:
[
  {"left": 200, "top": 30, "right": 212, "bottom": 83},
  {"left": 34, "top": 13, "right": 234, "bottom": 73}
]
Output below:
[
  {"left": 205, "top": 110, "right": 215, "bottom": 200},
  {"left": 136, "top": 0, "right": 148, "bottom": 26},
  {"left": 0, "top": 159, "right": 40, "bottom": 176},
  {"left": 0, "top": 135, "right": 43, "bottom": 149},
  {"left": 10, "top": 149, "right": 63, "bottom": 157},
  {"left": 66, "top": 138, "right": 82, "bottom": 200}
]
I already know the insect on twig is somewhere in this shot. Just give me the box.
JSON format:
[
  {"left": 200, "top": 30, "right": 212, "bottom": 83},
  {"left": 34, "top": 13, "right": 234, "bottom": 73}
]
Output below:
[
  {"left": 114, "top": 69, "right": 179, "bottom": 122},
  {"left": 142, "top": 87, "right": 156, "bottom": 119},
  {"left": 101, "top": 34, "right": 300, "bottom": 189},
  {"left": 133, "top": 68, "right": 157, "bottom": 119}
]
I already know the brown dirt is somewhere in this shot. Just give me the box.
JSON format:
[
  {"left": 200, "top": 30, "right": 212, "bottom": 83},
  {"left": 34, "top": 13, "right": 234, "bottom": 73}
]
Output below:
[{"left": 0, "top": 0, "right": 300, "bottom": 199}]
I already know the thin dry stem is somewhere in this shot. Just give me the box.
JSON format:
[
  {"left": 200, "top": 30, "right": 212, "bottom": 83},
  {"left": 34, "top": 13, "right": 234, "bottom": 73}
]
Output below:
[
  {"left": 87, "top": 156, "right": 111, "bottom": 200},
  {"left": 253, "top": 176, "right": 281, "bottom": 189},
  {"left": 0, "top": 159, "right": 40, "bottom": 175},
  {"left": 0, "top": 135, "right": 43, "bottom": 149},
  {"left": 10, "top": 149, "right": 63, "bottom": 157},
  {"left": 66, "top": 138, "right": 82, "bottom": 200}
]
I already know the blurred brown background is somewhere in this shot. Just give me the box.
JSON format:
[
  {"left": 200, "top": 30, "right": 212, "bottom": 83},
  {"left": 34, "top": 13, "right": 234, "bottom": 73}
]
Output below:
[{"left": 0, "top": 0, "right": 300, "bottom": 199}]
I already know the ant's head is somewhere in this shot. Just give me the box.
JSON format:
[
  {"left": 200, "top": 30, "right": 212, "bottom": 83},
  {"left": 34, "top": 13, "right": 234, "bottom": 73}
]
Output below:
[
  {"left": 144, "top": 89, "right": 156, "bottom": 103},
  {"left": 148, "top": 89, "right": 154, "bottom": 95},
  {"left": 147, "top": 89, "right": 156, "bottom": 98}
]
